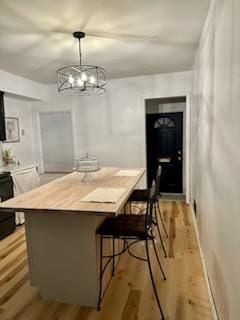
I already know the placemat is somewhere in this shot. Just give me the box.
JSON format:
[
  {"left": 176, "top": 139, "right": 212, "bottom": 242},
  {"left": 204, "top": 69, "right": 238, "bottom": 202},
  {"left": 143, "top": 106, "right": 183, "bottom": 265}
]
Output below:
[
  {"left": 114, "top": 170, "right": 140, "bottom": 177},
  {"left": 80, "top": 187, "right": 126, "bottom": 203}
]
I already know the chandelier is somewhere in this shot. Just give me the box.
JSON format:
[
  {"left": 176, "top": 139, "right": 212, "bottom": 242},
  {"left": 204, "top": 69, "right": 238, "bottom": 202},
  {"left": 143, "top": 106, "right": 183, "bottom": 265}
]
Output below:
[{"left": 57, "top": 31, "right": 106, "bottom": 95}]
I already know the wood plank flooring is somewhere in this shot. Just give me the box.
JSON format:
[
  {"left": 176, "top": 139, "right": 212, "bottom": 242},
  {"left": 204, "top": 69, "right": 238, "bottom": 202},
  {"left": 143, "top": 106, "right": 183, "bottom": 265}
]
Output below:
[{"left": 0, "top": 201, "right": 213, "bottom": 320}]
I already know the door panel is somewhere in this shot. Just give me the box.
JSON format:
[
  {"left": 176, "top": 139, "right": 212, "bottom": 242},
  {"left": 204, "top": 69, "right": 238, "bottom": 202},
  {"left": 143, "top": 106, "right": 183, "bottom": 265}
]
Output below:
[{"left": 146, "top": 112, "right": 183, "bottom": 193}]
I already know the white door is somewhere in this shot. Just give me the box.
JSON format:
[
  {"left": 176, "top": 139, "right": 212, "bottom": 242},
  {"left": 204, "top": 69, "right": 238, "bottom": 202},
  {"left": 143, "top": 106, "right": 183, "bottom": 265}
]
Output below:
[{"left": 40, "top": 112, "right": 74, "bottom": 172}]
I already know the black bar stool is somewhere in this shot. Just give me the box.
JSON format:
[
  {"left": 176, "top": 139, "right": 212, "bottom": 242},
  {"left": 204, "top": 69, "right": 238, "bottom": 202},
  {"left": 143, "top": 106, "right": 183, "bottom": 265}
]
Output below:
[
  {"left": 128, "top": 165, "right": 168, "bottom": 257},
  {"left": 96, "top": 181, "right": 166, "bottom": 319}
]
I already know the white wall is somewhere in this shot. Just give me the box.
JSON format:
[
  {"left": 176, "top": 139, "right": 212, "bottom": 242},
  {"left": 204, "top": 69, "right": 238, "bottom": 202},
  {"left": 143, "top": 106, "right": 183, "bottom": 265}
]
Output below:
[
  {"left": 31, "top": 71, "right": 192, "bottom": 187},
  {"left": 0, "top": 69, "right": 48, "bottom": 101},
  {"left": 2, "top": 95, "right": 36, "bottom": 165},
  {"left": 0, "top": 69, "right": 48, "bottom": 167},
  {"left": 191, "top": 0, "right": 240, "bottom": 318}
]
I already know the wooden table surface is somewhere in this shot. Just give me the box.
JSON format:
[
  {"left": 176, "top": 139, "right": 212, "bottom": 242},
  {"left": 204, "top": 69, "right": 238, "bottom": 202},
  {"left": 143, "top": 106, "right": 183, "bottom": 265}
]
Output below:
[{"left": 0, "top": 167, "right": 144, "bottom": 216}]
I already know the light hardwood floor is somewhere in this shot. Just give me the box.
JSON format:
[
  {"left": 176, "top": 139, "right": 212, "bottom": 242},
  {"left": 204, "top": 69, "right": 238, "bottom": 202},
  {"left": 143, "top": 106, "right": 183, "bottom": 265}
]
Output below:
[{"left": 0, "top": 201, "right": 213, "bottom": 320}]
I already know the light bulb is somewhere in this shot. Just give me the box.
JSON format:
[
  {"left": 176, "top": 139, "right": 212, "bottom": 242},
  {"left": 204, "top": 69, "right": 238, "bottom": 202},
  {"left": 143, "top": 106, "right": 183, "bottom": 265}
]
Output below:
[
  {"left": 81, "top": 72, "right": 87, "bottom": 82},
  {"left": 68, "top": 75, "right": 74, "bottom": 84},
  {"left": 89, "top": 75, "right": 96, "bottom": 84},
  {"left": 77, "top": 78, "right": 84, "bottom": 86}
]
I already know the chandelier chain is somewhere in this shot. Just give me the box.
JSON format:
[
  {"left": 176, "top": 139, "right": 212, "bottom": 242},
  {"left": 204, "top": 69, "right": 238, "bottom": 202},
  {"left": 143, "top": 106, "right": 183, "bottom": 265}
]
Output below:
[{"left": 78, "top": 38, "right": 82, "bottom": 66}]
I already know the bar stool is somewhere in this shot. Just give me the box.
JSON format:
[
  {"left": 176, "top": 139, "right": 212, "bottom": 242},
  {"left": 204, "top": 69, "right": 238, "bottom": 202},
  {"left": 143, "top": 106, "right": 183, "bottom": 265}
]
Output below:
[
  {"left": 96, "top": 182, "right": 166, "bottom": 319},
  {"left": 128, "top": 165, "right": 168, "bottom": 257}
]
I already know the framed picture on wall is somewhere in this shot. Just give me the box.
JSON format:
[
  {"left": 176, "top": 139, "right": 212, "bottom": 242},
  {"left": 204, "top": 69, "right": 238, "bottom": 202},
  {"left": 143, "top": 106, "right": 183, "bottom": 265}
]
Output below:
[{"left": 5, "top": 117, "right": 20, "bottom": 143}]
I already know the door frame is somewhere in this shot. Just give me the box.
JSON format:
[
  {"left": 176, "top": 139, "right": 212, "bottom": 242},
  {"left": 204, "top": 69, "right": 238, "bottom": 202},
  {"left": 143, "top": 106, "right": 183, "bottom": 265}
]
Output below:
[
  {"left": 36, "top": 109, "right": 76, "bottom": 173},
  {"left": 142, "top": 93, "right": 191, "bottom": 204}
]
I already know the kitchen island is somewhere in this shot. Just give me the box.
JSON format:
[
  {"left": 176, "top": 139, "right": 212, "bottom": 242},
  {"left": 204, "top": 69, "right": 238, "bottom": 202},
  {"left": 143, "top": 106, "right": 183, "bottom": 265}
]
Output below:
[{"left": 0, "top": 167, "right": 144, "bottom": 307}]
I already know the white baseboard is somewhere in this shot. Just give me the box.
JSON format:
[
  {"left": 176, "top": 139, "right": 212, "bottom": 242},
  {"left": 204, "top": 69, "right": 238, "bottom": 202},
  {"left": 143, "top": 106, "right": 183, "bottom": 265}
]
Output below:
[{"left": 190, "top": 204, "right": 219, "bottom": 320}]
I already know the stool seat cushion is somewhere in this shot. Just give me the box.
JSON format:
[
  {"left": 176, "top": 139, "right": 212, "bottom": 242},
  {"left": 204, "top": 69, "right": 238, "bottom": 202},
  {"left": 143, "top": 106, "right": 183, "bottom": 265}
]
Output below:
[
  {"left": 97, "top": 214, "right": 147, "bottom": 238},
  {"left": 128, "top": 189, "right": 149, "bottom": 202}
]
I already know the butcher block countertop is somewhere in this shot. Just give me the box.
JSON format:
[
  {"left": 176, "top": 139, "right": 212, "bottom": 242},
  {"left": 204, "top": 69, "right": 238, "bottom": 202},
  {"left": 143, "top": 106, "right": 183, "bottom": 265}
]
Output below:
[{"left": 0, "top": 167, "right": 144, "bottom": 216}]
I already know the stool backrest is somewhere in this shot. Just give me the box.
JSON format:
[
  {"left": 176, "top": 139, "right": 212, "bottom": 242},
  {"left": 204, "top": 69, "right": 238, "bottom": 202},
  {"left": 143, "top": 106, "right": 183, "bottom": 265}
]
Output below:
[
  {"left": 155, "top": 165, "right": 162, "bottom": 200},
  {"left": 145, "top": 180, "right": 156, "bottom": 231}
]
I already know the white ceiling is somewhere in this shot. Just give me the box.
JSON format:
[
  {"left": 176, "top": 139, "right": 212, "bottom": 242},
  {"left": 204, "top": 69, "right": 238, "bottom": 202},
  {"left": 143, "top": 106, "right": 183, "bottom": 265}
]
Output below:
[{"left": 0, "top": 0, "right": 210, "bottom": 84}]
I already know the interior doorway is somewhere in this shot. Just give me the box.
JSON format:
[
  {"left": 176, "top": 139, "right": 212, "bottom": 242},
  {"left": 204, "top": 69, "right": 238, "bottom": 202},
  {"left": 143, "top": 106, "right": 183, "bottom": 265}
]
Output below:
[
  {"left": 145, "top": 96, "right": 186, "bottom": 195},
  {"left": 39, "top": 111, "right": 74, "bottom": 172}
]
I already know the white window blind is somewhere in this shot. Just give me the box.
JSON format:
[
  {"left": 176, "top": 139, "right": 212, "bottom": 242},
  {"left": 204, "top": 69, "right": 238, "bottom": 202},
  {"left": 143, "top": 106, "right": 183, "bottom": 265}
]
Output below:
[{"left": 40, "top": 112, "right": 74, "bottom": 172}]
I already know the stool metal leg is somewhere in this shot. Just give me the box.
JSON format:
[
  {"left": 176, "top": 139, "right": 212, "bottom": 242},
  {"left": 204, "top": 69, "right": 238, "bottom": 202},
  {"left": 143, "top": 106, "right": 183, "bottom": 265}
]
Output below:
[
  {"left": 150, "top": 231, "right": 166, "bottom": 280},
  {"left": 112, "top": 238, "right": 115, "bottom": 276},
  {"left": 156, "top": 200, "right": 168, "bottom": 238},
  {"left": 145, "top": 239, "right": 165, "bottom": 320},
  {"left": 154, "top": 202, "right": 167, "bottom": 258},
  {"left": 97, "top": 235, "right": 103, "bottom": 310}
]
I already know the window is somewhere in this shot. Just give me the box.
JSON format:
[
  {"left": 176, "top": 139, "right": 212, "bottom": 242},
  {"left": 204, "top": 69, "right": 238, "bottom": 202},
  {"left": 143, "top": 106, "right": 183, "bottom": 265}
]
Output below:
[{"left": 154, "top": 117, "right": 176, "bottom": 128}]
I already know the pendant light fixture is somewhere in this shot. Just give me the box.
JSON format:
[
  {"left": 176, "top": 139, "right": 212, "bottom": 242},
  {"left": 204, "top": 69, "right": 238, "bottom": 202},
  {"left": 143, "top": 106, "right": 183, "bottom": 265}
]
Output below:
[{"left": 57, "top": 31, "right": 106, "bottom": 95}]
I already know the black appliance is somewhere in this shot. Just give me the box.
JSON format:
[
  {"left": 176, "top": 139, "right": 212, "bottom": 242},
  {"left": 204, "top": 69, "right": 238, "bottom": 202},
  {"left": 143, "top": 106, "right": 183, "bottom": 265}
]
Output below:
[
  {"left": 0, "top": 91, "right": 6, "bottom": 141},
  {"left": 0, "top": 173, "right": 15, "bottom": 240}
]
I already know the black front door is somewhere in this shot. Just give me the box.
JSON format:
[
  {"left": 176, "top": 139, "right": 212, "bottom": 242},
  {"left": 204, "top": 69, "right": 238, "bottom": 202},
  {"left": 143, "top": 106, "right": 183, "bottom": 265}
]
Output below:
[{"left": 146, "top": 112, "right": 183, "bottom": 193}]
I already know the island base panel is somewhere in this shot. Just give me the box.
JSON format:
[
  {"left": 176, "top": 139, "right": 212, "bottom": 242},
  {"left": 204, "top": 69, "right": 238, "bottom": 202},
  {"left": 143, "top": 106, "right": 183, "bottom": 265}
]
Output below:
[{"left": 25, "top": 212, "right": 107, "bottom": 306}]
